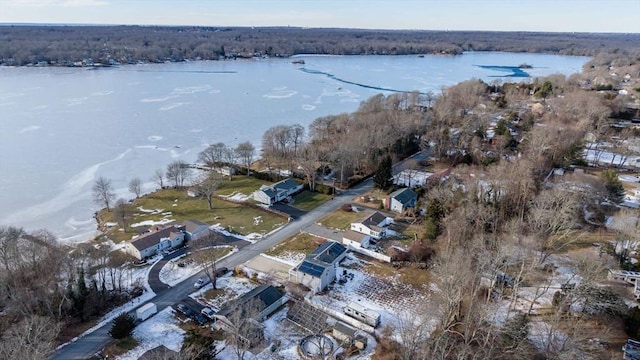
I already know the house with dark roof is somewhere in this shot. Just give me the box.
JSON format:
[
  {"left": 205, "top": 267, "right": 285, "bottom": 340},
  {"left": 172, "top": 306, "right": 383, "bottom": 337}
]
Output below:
[
  {"left": 213, "top": 285, "right": 287, "bottom": 334},
  {"left": 124, "top": 225, "right": 185, "bottom": 260},
  {"left": 349, "top": 211, "right": 393, "bottom": 239},
  {"left": 289, "top": 241, "right": 347, "bottom": 293},
  {"left": 253, "top": 178, "right": 304, "bottom": 206},
  {"left": 181, "top": 219, "right": 210, "bottom": 241},
  {"left": 384, "top": 188, "right": 418, "bottom": 213}
]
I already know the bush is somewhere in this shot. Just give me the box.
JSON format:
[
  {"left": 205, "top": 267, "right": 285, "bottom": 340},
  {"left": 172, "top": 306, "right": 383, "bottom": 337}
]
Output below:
[
  {"left": 109, "top": 312, "right": 136, "bottom": 339},
  {"left": 341, "top": 204, "right": 353, "bottom": 212}
]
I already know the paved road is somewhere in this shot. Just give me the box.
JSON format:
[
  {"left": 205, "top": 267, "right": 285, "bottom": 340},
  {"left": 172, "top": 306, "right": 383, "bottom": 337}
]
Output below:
[{"left": 50, "top": 177, "right": 374, "bottom": 360}]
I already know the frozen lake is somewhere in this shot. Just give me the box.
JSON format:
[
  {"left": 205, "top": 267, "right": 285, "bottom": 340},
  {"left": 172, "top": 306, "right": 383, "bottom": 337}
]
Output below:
[{"left": 0, "top": 52, "right": 589, "bottom": 242}]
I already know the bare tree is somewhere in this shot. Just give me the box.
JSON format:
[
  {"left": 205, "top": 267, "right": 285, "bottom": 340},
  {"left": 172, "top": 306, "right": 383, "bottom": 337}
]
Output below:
[
  {"left": 152, "top": 168, "right": 165, "bottom": 189},
  {"left": 395, "top": 307, "right": 433, "bottom": 360},
  {"left": 166, "top": 160, "right": 190, "bottom": 188},
  {"left": 128, "top": 177, "right": 142, "bottom": 199},
  {"left": 222, "top": 146, "right": 237, "bottom": 180},
  {"left": 0, "top": 315, "right": 61, "bottom": 360},
  {"left": 92, "top": 177, "right": 115, "bottom": 212},
  {"left": 526, "top": 188, "right": 582, "bottom": 264},
  {"left": 198, "top": 142, "right": 227, "bottom": 168},
  {"left": 223, "top": 298, "right": 263, "bottom": 360},
  {"left": 235, "top": 141, "right": 255, "bottom": 175},
  {"left": 193, "top": 171, "right": 223, "bottom": 210},
  {"left": 295, "top": 144, "right": 320, "bottom": 192},
  {"left": 113, "top": 198, "right": 132, "bottom": 232},
  {"left": 191, "top": 231, "right": 223, "bottom": 289},
  {"left": 289, "top": 123, "right": 305, "bottom": 156}
]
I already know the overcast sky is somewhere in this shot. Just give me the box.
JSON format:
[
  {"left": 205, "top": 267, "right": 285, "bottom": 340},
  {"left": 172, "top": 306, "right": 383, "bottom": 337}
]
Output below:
[{"left": 1, "top": 0, "right": 639, "bottom": 33}]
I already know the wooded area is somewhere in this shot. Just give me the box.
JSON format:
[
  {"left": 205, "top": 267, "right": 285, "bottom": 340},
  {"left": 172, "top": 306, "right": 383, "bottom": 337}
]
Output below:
[{"left": 1, "top": 25, "right": 639, "bottom": 66}]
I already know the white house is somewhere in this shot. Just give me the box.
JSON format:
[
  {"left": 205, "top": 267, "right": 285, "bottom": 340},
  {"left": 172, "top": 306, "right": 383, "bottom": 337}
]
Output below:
[
  {"left": 350, "top": 211, "right": 393, "bottom": 239},
  {"left": 124, "top": 225, "right": 185, "bottom": 260},
  {"left": 384, "top": 188, "right": 418, "bottom": 213},
  {"left": 289, "top": 241, "right": 347, "bottom": 293},
  {"left": 342, "top": 230, "right": 371, "bottom": 249},
  {"left": 253, "top": 178, "right": 304, "bottom": 206}
]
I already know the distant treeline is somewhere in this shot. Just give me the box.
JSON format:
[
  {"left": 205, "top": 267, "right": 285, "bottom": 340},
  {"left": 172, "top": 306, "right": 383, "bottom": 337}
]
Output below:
[{"left": 1, "top": 25, "right": 639, "bottom": 66}]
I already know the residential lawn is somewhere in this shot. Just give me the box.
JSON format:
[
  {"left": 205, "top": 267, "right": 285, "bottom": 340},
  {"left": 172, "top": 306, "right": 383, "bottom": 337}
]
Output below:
[
  {"left": 387, "top": 221, "right": 422, "bottom": 239},
  {"left": 363, "top": 261, "right": 431, "bottom": 289},
  {"left": 97, "top": 188, "right": 285, "bottom": 242},
  {"left": 103, "top": 337, "right": 138, "bottom": 358},
  {"left": 265, "top": 232, "right": 326, "bottom": 257},
  {"left": 217, "top": 176, "right": 270, "bottom": 197},
  {"left": 291, "top": 190, "right": 332, "bottom": 211},
  {"left": 202, "top": 288, "right": 233, "bottom": 303},
  {"left": 318, "top": 209, "right": 367, "bottom": 230},
  {"left": 353, "top": 189, "right": 388, "bottom": 206}
]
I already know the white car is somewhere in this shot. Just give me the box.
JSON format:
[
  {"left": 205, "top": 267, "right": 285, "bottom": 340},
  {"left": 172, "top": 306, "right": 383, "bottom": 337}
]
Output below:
[
  {"left": 201, "top": 307, "right": 216, "bottom": 320},
  {"left": 193, "top": 277, "right": 210, "bottom": 289}
]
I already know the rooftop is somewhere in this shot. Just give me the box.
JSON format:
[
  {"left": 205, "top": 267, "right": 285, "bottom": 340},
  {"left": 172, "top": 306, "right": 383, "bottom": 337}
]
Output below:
[
  {"left": 130, "top": 225, "right": 182, "bottom": 251},
  {"left": 217, "top": 284, "right": 284, "bottom": 318},
  {"left": 389, "top": 187, "right": 418, "bottom": 204},
  {"left": 355, "top": 211, "right": 388, "bottom": 227}
]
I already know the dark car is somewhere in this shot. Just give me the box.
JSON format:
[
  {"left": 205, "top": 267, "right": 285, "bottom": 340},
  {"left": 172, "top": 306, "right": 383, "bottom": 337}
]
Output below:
[
  {"left": 193, "top": 313, "right": 208, "bottom": 326},
  {"left": 215, "top": 267, "right": 229, "bottom": 277},
  {"left": 175, "top": 304, "right": 194, "bottom": 318}
]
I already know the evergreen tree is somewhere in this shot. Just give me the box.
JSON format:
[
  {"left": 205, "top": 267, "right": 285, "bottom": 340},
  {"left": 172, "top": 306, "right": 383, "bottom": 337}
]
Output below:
[
  {"left": 600, "top": 169, "right": 625, "bottom": 204},
  {"left": 374, "top": 154, "right": 393, "bottom": 190},
  {"left": 424, "top": 198, "right": 445, "bottom": 240},
  {"left": 109, "top": 312, "right": 136, "bottom": 340}
]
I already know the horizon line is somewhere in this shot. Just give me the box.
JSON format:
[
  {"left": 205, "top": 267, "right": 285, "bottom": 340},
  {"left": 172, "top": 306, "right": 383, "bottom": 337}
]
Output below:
[{"left": 0, "top": 22, "right": 638, "bottom": 35}]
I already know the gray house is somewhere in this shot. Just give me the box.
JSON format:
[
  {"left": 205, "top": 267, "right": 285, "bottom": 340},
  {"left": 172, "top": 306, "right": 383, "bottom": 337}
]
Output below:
[
  {"left": 289, "top": 241, "right": 347, "bottom": 293},
  {"left": 213, "top": 285, "right": 287, "bottom": 332},
  {"left": 181, "top": 219, "right": 210, "bottom": 241},
  {"left": 124, "top": 225, "right": 185, "bottom": 260},
  {"left": 385, "top": 188, "right": 418, "bottom": 213},
  {"left": 253, "top": 178, "right": 304, "bottom": 206}
]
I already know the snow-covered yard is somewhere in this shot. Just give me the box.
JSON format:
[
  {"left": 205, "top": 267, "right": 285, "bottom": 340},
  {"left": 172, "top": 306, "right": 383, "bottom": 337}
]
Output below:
[
  {"left": 159, "top": 246, "right": 238, "bottom": 286},
  {"left": 117, "top": 307, "right": 185, "bottom": 360}
]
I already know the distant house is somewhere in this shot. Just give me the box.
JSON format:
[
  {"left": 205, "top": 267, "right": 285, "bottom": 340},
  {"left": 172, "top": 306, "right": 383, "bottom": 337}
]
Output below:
[
  {"left": 181, "top": 219, "right": 210, "bottom": 242},
  {"left": 253, "top": 178, "right": 304, "bottom": 205},
  {"left": 349, "top": 211, "right": 393, "bottom": 239},
  {"left": 289, "top": 241, "right": 347, "bottom": 293},
  {"left": 124, "top": 225, "right": 185, "bottom": 260},
  {"left": 384, "top": 188, "right": 418, "bottom": 213},
  {"left": 213, "top": 284, "right": 287, "bottom": 335}
]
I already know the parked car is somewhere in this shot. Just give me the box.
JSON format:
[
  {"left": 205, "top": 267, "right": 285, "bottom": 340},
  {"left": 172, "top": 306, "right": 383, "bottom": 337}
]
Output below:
[
  {"left": 215, "top": 267, "right": 229, "bottom": 277},
  {"left": 193, "top": 313, "right": 208, "bottom": 326},
  {"left": 194, "top": 277, "right": 211, "bottom": 289},
  {"left": 175, "top": 304, "right": 194, "bottom": 318},
  {"left": 201, "top": 307, "right": 216, "bottom": 320}
]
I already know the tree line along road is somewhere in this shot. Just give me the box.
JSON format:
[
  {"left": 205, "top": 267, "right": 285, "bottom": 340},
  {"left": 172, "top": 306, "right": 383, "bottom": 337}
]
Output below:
[{"left": 50, "top": 177, "right": 375, "bottom": 360}]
